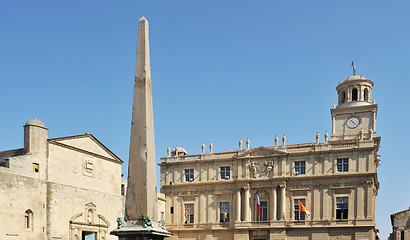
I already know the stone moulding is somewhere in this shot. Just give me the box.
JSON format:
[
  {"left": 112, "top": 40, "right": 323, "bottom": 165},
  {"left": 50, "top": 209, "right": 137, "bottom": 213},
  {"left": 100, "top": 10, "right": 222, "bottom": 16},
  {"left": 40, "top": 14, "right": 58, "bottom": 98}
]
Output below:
[{"left": 110, "top": 220, "right": 172, "bottom": 238}]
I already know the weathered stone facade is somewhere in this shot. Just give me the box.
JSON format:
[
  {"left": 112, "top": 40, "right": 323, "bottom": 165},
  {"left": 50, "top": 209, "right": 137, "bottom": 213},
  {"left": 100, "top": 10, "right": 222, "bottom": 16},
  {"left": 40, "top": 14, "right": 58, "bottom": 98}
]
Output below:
[
  {"left": 388, "top": 208, "right": 410, "bottom": 240},
  {"left": 0, "top": 119, "right": 125, "bottom": 240},
  {"left": 160, "top": 74, "right": 380, "bottom": 240}
]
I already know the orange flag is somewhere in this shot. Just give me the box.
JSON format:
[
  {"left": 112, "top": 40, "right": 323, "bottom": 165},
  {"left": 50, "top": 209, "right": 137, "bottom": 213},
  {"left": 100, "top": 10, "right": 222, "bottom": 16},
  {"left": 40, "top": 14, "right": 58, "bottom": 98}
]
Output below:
[{"left": 299, "top": 201, "right": 311, "bottom": 219}]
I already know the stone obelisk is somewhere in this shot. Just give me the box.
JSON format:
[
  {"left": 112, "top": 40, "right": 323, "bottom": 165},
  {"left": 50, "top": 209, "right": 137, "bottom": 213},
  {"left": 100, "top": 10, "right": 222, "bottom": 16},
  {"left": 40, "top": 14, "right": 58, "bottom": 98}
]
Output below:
[
  {"left": 125, "top": 16, "right": 158, "bottom": 221},
  {"left": 111, "top": 17, "right": 171, "bottom": 239}
]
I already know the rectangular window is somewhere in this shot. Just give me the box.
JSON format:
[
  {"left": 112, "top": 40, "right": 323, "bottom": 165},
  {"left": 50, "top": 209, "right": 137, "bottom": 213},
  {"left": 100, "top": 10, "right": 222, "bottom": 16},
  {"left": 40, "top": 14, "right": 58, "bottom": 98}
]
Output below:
[
  {"left": 336, "top": 197, "right": 348, "bottom": 219},
  {"left": 0, "top": 159, "right": 9, "bottom": 168},
  {"left": 337, "top": 158, "right": 349, "bottom": 172},
  {"left": 294, "top": 161, "right": 306, "bottom": 175},
  {"left": 170, "top": 207, "right": 174, "bottom": 214},
  {"left": 220, "top": 166, "right": 230, "bottom": 180},
  {"left": 121, "top": 184, "right": 125, "bottom": 196},
  {"left": 184, "top": 169, "right": 194, "bottom": 182},
  {"left": 294, "top": 199, "right": 305, "bottom": 221},
  {"left": 257, "top": 201, "right": 268, "bottom": 221},
  {"left": 184, "top": 204, "right": 194, "bottom": 224},
  {"left": 219, "top": 202, "right": 230, "bottom": 223},
  {"left": 33, "top": 163, "right": 39, "bottom": 173}
]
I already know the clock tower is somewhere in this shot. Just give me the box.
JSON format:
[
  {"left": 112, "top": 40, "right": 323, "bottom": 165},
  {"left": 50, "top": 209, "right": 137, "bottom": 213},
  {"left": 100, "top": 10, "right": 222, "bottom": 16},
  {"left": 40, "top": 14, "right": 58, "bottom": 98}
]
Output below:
[{"left": 331, "top": 74, "right": 378, "bottom": 140}]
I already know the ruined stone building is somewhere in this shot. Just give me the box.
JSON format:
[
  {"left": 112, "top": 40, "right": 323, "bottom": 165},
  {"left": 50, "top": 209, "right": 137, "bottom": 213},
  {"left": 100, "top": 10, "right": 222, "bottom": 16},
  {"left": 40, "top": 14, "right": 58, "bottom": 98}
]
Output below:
[
  {"left": 160, "top": 74, "right": 381, "bottom": 240},
  {"left": 0, "top": 119, "right": 126, "bottom": 240},
  {"left": 388, "top": 207, "right": 410, "bottom": 240}
]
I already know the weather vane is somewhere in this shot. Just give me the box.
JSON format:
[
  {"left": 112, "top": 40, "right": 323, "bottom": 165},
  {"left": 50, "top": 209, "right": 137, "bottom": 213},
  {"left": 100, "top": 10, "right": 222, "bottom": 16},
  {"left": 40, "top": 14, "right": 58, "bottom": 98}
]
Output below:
[{"left": 351, "top": 61, "right": 356, "bottom": 75}]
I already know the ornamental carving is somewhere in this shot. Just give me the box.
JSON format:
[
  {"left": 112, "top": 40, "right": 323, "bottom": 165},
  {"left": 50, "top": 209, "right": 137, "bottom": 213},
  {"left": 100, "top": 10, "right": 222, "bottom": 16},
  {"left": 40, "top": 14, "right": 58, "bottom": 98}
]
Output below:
[
  {"left": 83, "top": 156, "right": 95, "bottom": 177},
  {"left": 264, "top": 161, "right": 274, "bottom": 177},
  {"left": 249, "top": 161, "right": 259, "bottom": 178},
  {"left": 249, "top": 160, "right": 275, "bottom": 178}
]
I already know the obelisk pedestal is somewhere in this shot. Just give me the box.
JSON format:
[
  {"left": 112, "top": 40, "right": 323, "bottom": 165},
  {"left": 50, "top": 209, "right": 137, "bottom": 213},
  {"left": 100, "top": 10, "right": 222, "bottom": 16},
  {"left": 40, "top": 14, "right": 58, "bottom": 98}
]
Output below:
[{"left": 111, "top": 17, "right": 172, "bottom": 240}]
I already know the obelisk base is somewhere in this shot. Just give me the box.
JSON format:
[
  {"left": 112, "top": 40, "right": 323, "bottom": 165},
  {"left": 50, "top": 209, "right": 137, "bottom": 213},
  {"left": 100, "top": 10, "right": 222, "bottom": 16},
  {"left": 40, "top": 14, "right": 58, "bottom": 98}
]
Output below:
[{"left": 111, "top": 221, "right": 172, "bottom": 240}]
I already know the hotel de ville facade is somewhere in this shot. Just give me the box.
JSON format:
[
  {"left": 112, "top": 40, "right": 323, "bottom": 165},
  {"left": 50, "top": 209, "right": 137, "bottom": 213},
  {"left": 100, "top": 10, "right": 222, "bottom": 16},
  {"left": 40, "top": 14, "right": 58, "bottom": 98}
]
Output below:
[{"left": 160, "top": 73, "right": 380, "bottom": 240}]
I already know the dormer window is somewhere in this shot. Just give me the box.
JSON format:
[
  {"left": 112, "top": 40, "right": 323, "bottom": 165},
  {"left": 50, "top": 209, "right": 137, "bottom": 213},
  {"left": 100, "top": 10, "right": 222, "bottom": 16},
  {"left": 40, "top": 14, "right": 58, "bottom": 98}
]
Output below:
[{"left": 352, "top": 88, "right": 358, "bottom": 101}]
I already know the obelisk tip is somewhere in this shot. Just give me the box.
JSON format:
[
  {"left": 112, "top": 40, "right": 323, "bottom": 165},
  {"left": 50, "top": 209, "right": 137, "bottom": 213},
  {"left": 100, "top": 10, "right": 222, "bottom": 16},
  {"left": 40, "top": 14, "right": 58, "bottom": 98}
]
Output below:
[{"left": 139, "top": 16, "right": 148, "bottom": 23}]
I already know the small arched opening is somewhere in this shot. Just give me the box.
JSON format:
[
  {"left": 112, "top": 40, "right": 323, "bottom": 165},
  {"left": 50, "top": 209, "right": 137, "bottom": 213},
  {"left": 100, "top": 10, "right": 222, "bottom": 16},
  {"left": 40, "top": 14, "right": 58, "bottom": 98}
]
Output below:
[
  {"left": 341, "top": 91, "right": 346, "bottom": 103},
  {"left": 364, "top": 88, "right": 369, "bottom": 102},
  {"left": 24, "top": 209, "right": 33, "bottom": 230},
  {"left": 352, "top": 88, "right": 358, "bottom": 101}
]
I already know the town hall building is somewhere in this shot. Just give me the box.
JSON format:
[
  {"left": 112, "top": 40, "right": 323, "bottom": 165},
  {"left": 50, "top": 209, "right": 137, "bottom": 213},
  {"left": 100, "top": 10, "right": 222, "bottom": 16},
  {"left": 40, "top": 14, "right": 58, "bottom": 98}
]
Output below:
[{"left": 160, "top": 73, "right": 380, "bottom": 240}]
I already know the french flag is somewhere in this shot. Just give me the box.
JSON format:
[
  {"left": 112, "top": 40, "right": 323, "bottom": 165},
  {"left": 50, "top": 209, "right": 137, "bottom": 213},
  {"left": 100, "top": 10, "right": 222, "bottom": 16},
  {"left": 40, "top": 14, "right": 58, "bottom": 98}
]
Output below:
[{"left": 256, "top": 188, "right": 261, "bottom": 218}]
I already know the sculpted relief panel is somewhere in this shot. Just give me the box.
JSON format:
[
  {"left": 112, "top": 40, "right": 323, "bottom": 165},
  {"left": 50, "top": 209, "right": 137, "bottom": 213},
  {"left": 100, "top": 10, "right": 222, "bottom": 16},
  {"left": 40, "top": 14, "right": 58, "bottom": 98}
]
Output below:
[{"left": 249, "top": 159, "right": 275, "bottom": 179}]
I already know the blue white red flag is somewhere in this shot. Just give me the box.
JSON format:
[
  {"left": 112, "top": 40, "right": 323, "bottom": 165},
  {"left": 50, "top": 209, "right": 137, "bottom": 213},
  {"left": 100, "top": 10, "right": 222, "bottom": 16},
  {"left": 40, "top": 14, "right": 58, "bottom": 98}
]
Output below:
[{"left": 256, "top": 189, "right": 261, "bottom": 218}]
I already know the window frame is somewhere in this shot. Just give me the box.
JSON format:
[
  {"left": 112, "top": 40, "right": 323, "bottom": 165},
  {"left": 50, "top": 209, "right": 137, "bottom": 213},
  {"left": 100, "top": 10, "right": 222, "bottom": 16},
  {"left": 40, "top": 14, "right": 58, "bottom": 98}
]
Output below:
[
  {"left": 220, "top": 166, "right": 230, "bottom": 180},
  {"left": 257, "top": 201, "right": 268, "bottom": 222},
  {"left": 33, "top": 163, "right": 39, "bottom": 173},
  {"left": 294, "top": 161, "right": 306, "bottom": 175},
  {"left": 336, "top": 158, "right": 349, "bottom": 172},
  {"left": 336, "top": 196, "right": 349, "bottom": 220},
  {"left": 184, "top": 169, "right": 194, "bottom": 182},
  {"left": 184, "top": 203, "right": 194, "bottom": 224},
  {"left": 293, "top": 199, "right": 306, "bottom": 221},
  {"left": 24, "top": 209, "right": 33, "bottom": 230},
  {"left": 219, "top": 202, "right": 230, "bottom": 223}
]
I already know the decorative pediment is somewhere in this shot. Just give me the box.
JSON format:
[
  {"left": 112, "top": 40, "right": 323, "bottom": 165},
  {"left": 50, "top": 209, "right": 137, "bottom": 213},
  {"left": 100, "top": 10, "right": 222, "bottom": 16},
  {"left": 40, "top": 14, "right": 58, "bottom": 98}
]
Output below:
[
  {"left": 237, "top": 146, "right": 287, "bottom": 158},
  {"left": 70, "top": 203, "right": 109, "bottom": 227},
  {"left": 85, "top": 202, "right": 96, "bottom": 208},
  {"left": 48, "top": 133, "right": 122, "bottom": 164},
  {"left": 97, "top": 214, "right": 110, "bottom": 227}
]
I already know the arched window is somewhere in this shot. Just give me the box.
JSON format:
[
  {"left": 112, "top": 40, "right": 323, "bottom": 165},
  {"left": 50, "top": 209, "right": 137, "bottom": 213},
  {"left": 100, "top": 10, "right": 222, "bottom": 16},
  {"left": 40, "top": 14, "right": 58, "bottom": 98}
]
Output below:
[
  {"left": 352, "top": 88, "right": 358, "bottom": 101},
  {"left": 341, "top": 91, "right": 346, "bottom": 103},
  {"left": 364, "top": 88, "right": 369, "bottom": 102},
  {"left": 24, "top": 210, "right": 33, "bottom": 230}
]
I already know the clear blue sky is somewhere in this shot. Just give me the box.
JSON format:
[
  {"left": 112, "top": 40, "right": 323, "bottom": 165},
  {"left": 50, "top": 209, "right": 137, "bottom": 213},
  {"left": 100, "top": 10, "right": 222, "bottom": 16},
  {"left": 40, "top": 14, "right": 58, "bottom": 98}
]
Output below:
[{"left": 0, "top": 1, "right": 409, "bottom": 239}]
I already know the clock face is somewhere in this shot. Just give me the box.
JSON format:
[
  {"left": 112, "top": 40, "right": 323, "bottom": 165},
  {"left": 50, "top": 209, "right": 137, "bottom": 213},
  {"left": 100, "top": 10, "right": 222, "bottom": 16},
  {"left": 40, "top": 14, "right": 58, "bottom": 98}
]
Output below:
[{"left": 346, "top": 117, "right": 360, "bottom": 129}]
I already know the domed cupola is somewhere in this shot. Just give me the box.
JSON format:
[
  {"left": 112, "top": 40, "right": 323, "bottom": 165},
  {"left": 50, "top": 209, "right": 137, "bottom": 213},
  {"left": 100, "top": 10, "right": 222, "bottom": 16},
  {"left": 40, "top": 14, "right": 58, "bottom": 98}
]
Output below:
[
  {"left": 336, "top": 74, "right": 374, "bottom": 108},
  {"left": 331, "top": 64, "right": 378, "bottom": 141}
]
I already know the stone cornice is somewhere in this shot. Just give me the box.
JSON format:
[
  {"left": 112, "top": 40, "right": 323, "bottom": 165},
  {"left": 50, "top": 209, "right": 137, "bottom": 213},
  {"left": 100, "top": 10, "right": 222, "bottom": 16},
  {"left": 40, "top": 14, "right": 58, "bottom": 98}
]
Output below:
[
  {"left": 164, "top": 172, "right": 376, "bottom": 190},
  {"left": 48, "top": 141, "right": 122, "bottom": 164},
  {"left": 159, "top": 142, "right": 377, "bottom": 166}
]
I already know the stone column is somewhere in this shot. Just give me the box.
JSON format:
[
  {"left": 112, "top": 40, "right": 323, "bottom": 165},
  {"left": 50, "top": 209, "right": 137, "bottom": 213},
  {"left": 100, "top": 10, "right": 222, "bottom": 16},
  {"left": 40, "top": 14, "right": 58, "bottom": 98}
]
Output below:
[
  {"left": 270, "top": 186, "right": 277, "bottom": 221},
  {"left": 373, "top": 110, "right": 377, "bottom": 132},
  {"left": 168, "top": 193, "right": 174, "bottom": 225},
  {"left": 244, "top": 186, "right": 250, "bottom": 222},
  {"left": 235, "top": 188, "right": 241, "bottom": 222},
  {"left": 173, "top": 168, "right": 178, "bottom": 184},
  {"left": 366, "top": 182, "right": 374, "bottom": 219},
  {"left": 207, "top": 193, "right": 213, "bottom": 223},
  {"left": 313, "top": 187, "right": 320, "bottom": 221},
  {"left": 200, "top": 192, "right": 206, "bottom": 224},
  {"left": 280, "top": 184, "right": 286, "bottom": 220},
  {"left": 321, "top": 186, "right": 328, "bottom": 220},
  {"left": 194, "top": 196, "right": 199, "bottom": 224},
  {"left": 359, "top": 85, "right": 363, "bottom": 101},
  {"left": 356, "top": 185, "right": 364, "bottom": 219}
]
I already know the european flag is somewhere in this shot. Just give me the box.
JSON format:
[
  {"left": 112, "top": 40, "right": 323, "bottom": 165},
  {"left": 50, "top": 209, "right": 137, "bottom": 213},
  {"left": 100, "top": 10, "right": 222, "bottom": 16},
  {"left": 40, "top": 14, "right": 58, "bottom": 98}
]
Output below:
[{"left": 223, "top": 204, "right": 228, "bottom": 219}]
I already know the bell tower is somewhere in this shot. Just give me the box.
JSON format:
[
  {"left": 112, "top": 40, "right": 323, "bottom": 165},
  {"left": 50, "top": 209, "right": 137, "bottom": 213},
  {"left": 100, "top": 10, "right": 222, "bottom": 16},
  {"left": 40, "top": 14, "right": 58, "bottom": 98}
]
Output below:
[{"left": 331, "top": 70, "right": 378, "bottom": 140}]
